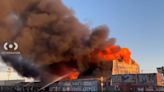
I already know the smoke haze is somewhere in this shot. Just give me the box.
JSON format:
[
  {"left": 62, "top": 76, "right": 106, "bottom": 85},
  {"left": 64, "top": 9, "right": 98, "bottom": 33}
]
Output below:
[{"left": 0, "top": 0, "right": 129, "bottom": 81}]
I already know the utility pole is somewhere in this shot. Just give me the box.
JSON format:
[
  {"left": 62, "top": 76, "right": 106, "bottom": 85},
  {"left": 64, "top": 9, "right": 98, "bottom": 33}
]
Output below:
[{"left": 7, "top": 67, "right": 11, "bottom": 80}]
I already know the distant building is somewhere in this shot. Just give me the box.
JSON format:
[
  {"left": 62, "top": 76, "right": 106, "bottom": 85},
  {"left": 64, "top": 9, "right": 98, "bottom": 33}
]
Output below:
[
  {"left": 157, "top": 66, "right": 164, "bottom": 75},
  {"left": 0, "top": 80, "right": 25, "bottom": 86}
]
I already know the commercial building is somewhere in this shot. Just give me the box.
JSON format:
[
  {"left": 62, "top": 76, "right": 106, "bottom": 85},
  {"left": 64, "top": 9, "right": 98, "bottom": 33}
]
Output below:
[
  {"left": 112, "top": 59, "right": 140, "bottom": 75},
  {"left": 111, "top": 73, "right": 164, "bottom": 91}
]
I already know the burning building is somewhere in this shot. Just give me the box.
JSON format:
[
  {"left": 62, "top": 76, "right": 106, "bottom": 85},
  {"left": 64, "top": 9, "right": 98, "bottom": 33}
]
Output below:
[
  {"left": 112, "top": 59, "right": 140, "bottom": 75},
  {"left": 0, "top": 0, "right": 139, "bottom": 84},
  {"left": 89, "top": 45, "right": 140, "bottom": 77}
]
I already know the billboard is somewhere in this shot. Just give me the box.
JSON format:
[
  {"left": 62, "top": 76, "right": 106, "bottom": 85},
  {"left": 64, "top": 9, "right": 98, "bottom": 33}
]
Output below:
[
  {"left": 121, "top": 74, "right": 136, "bottom": 83},
  {"left": 137, "top": 73, "right": 156, "bottom": 85},
  {"left": 111, "top": 73, "right": 160, "bottom": 86},
  {"left": 111, "top": 75, "right": 122, "bottom": 84},
  {"left": 112, "top": 74, "right": 136, "bottom": 84},
  {"left": 58, "top": 79, "right": 100, "bottom": 91},
  {"left": 157, "top": 73, "right": 164, "bottom": 86}
]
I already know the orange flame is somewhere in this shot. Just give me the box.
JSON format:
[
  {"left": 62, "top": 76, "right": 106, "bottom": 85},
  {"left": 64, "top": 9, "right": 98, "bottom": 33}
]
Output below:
[
  {"left": 91, "top": 45, "right": 131, "bottom": 64},
  {"left": 68, "top": 71, "right": 79, "bottom": 80}
]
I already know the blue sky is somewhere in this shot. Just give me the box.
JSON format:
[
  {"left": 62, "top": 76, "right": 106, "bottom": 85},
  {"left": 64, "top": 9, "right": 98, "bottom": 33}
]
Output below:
[{"left": 63, "top": 0, "right": 164, "bottom": 73}]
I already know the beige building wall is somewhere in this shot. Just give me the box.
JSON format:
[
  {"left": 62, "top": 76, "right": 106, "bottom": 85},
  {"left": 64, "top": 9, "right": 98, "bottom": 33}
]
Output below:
[{"left": 112, "top": 59, "right": 140, "bottom": 75}]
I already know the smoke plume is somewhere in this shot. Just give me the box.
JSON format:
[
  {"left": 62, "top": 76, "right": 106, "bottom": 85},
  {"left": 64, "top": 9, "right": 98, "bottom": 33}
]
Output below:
[
  {"left": 1, "top": 54, "right": 40, "bottom": 78},
  {"left": 0, "top": 0, "right": 132, "bottom": 81}
]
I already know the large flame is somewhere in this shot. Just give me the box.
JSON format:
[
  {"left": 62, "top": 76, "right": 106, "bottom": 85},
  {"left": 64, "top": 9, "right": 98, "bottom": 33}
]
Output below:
[{"left": 91, "top": 45, "right": 131, "bottom": 64}]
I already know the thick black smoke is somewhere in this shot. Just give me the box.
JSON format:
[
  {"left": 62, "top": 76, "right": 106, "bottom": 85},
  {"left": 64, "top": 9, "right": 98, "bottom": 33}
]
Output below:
[
  {"left": 0, "top": 0, "right": 116, "bottom": 81},
  {"left": 1, "top": 54, "right": 40, "bottom": 78}
]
